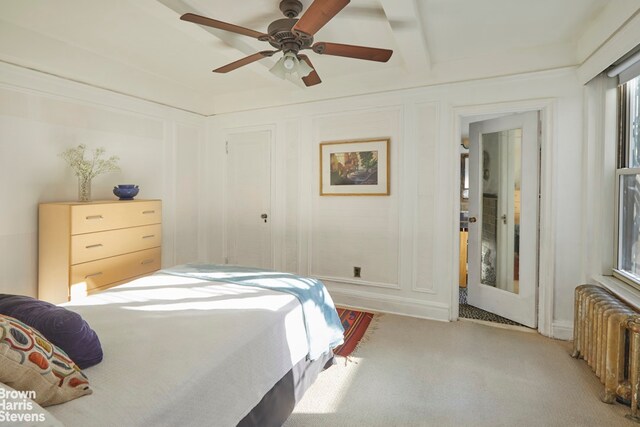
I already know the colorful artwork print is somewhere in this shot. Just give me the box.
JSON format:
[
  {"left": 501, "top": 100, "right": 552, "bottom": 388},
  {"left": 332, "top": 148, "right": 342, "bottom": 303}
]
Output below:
[
  {"left": 329, "top": 151, "right": 379, "bottom": 186},
  {"left": 320, "top": 138, "right": 390, "bottom": 196}
]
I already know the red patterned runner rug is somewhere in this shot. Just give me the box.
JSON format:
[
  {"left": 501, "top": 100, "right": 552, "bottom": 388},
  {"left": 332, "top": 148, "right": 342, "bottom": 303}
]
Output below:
[{"left": 332, "top": 308, "right": 375, "bottom": 357}]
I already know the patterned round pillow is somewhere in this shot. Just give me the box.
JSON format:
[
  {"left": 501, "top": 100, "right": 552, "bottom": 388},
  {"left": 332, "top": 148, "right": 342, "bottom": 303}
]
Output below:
[{"left": 0, "top": 314, "right": 92, "bottom": 406}]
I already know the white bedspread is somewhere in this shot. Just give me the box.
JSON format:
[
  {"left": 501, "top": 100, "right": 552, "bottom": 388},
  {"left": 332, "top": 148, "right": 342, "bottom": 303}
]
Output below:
[{"left": 47, "top": 274, "right": 309, "bottom": 427}]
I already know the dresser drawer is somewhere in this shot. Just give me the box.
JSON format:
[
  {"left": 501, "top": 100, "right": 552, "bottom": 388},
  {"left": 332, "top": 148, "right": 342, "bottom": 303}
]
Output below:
[
  {"left": 71, "top": 201, "right": 161, "bottom": 235},
  {"left": 70, "top": 247, "right": 161, "bottom": 292},
  {"left": 71, "top": 224, "right": 162, "bottom": 265}
]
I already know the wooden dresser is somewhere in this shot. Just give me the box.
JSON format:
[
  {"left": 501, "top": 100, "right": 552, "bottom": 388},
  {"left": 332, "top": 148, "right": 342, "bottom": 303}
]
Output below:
[{"left": 38, "top": 200, "right": 162, "bottom": 304}]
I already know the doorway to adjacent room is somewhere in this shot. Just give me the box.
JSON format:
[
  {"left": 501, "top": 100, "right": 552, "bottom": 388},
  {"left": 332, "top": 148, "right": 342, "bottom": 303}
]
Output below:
[{"left": 458, "top": 111, "right": 540, "bottom": 328}]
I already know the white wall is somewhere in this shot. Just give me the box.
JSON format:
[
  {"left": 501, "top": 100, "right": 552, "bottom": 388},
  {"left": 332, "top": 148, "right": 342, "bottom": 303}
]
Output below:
[
  {"left": 0, "top": 62, "right": 206, "bottom": 297},
  {"left": 0, "top": 59, "right": 587, "bottom": 337},
  {"left": 205, "top": 68, "right": 584, "bottom": 335}
]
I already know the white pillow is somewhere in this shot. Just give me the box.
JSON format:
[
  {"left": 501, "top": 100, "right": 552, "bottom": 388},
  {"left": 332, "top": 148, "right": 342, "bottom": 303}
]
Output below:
[{"left": 0, "top": 382, "right": 63, "bottom": 427}]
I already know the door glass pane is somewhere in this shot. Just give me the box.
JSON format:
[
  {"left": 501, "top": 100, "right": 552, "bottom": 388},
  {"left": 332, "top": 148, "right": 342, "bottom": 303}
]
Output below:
[
  {"left": 512, "top": 129, "right": 521, "bottom": 295},
  {"left": 619, "top": 173, "right": 640, "bottom": 281},
  {"left": 480, "top": 128, "right": 521, "bottom": 294},
  {"left": 481, "top": 132, "right": 499, "bottom": 289}
]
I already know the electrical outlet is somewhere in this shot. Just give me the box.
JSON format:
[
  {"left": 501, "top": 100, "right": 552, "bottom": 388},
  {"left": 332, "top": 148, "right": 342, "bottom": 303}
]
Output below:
[{"left": 353, "top": 266, "right": 361, "bottom": 278}]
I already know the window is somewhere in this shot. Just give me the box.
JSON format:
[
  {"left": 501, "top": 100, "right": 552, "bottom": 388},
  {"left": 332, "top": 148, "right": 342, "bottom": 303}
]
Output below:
[{"left": 615, "top": 75, "right": 640, "bottom": 289}]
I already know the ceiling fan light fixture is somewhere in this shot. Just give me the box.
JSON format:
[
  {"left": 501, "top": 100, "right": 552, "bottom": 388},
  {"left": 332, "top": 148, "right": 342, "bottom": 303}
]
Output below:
[
  {"left": 270, "top": 52, "right": 313, "bottom": 80},
  {"left": 283, "top": 52, "right": 297, "bottom": 70},
  {"left": 297, "top": 58, "right": 314, "bottom": 78},
  {"left": 269, "top": 57, "right": 288, "bottom": 79}
]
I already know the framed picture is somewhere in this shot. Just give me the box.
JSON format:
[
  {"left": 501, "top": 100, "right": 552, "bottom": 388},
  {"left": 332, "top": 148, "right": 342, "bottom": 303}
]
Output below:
[{"left": 319, "top": 138, "right": 390, "bottom": 196}]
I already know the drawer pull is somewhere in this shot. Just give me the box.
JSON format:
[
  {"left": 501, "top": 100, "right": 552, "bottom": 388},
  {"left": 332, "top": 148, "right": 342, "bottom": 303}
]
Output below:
[
  {"left": 85, "top": 244, "right": 103, "bottom": 249},
  {"left": 85, "top": 272, "right": 103, "bottom": 279},
  {"left": 142, "top": 210, "right": 155, "bottom": 215},
  {"left": 86, "top": 215, "right": 103, "bottom": 220},
  {"left": 142, "top": 235, "right": 155, "bottom": 239},
  {"left": 141, "top": 259, "right": 155, "bottom": 265}
]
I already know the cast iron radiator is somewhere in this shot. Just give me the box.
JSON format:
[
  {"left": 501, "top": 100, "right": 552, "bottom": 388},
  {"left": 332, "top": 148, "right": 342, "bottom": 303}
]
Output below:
[{"left": 571, "top": 284, "right": 640, "bottom": 422}]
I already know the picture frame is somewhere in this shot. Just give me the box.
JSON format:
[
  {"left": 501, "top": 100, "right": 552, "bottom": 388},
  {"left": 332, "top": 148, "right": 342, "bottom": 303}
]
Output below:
[{"left": 319, "top": 138, "right": 390, "bottom": 196}]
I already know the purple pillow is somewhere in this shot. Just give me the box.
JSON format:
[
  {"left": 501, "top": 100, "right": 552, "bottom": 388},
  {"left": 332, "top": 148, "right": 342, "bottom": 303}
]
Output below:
[{"left": 0, "top": 294, "right": 102, "bottom": 369}]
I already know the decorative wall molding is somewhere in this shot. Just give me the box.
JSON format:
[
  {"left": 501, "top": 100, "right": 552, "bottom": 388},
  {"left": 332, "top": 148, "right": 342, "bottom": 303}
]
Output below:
[
  {"left": 315, "top": 275, "right": 401, "bottom": 290},
  {"left": 0, "top": 61, "right": 204, "bottom": 124},
  {"left": 411, "top": 101, "right": 440, "bottom": 295},
  {"left": 308, "top": 106, "right": 404, "bottom": 291},
  {"left": 410, "top": 287, "right": 437, "bottom": 295}
]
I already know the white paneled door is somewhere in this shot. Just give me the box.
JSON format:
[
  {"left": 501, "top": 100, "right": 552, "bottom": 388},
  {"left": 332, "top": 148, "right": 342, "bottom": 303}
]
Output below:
[
  {"left": 225, "top": 130, "right": 272, "bottom": 269},
  {"left": 467, "top": 112, "right": 539, "bottom": 327}
]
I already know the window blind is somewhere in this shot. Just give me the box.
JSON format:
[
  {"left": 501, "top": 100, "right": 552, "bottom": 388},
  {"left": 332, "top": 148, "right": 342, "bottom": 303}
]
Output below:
[{"left": 608, "top": 47, "right": 640, "bottom": 85}]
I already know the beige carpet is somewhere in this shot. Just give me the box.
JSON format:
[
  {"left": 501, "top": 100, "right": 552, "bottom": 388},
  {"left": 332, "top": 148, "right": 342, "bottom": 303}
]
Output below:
[{"left": 284, "top": 314, "right": 635, "bottom": 427}]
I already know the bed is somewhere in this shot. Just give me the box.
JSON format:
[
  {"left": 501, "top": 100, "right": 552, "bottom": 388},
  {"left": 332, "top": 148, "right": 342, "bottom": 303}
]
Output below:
[{"left": 37, "top": 264, "right": 344, "bottom": 426}]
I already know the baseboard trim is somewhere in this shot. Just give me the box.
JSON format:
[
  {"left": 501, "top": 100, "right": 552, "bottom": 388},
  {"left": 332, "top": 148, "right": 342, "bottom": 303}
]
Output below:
[
  {"left": 329, "top": 287, "right": 450, "bottom": 322},
  {"left": 551, "top": 320, "right": 573, "bottom": 341}
]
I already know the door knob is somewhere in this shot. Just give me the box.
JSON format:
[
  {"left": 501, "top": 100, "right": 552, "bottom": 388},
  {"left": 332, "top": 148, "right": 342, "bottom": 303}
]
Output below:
[
  {"left": 261, "top": 213, "right": 268, "bottom": 223},
  {"left": 469, "top": 216, "right": 477, "bottom": 223}
]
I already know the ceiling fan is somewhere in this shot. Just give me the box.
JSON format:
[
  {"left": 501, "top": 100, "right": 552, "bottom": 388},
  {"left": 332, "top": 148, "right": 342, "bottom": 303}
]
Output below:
[{"left": 180, "top": 0, "right": 393, "bottom": 86}]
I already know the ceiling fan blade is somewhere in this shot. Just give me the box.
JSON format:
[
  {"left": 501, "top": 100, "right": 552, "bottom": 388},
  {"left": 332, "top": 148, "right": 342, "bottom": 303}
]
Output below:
[
  {"left": 292, "top": 0, "right": 350, "bottom": 37},
  {"left": 312, "top": 42, "right": 392, "bottom": 62},
  {"left": 213, "top": 51, "right": 277, "bottom": 73},
  {"left": 298, "top": 55, "right": 322, "bottom": 86},
  {"left": 181, "top": 13, "right": 268, "bottom": 40}
]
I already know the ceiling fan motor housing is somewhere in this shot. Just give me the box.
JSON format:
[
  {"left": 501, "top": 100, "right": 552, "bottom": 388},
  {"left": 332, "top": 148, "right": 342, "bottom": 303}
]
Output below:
[
  {"left": 279, "top": 0, "right": 303, "bottom": 18},
  {"left": 267, "top": 18, "right": 313, "bottom": 52}
]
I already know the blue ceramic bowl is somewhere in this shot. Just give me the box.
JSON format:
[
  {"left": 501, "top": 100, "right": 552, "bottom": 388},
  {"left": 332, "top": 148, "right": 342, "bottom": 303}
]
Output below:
[{"left": 113, "top": 185, "right": 139, "bottom": 200}]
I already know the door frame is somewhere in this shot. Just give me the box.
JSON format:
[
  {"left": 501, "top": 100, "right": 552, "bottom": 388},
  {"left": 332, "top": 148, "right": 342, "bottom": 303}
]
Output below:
[
  {"left": 222, "top": 124, "right": 277, "bottom": 269},
  {"left": 452, "top": 99, "right": 555, "bottom": 337}
]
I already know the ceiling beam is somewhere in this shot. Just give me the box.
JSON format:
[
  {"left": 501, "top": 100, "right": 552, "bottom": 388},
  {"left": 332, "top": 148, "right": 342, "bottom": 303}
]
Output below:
[{"left": 379, "top": 0, "right": 431, "bottom": 72}]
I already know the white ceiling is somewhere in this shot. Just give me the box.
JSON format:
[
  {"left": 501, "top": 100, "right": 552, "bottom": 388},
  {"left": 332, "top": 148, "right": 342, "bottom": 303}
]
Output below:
[{"left": 0, "top": 0, "right": 628, "bottom": 115}]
